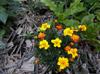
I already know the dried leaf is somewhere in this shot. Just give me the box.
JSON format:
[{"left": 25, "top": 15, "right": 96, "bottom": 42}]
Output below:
[{"left": 21, "top": 57, "right": 35, "bottom": 72}]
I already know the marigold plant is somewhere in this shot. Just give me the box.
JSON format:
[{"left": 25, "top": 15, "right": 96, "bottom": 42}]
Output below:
[
  {"left": 33, "top": 0, "right": 100, "bottom": 73},
  {"left": 34, "top": 18, "right": 88, "bottom": 72}
]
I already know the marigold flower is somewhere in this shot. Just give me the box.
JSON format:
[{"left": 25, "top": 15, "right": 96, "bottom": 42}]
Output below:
[
  {"left": 68, "top": 48, "right": 78, "bottom": 59},
  {"left": 64, "top": 46, "right": 71, "bottom": 51},
  {"left": 71, "top": 34, "right": 80, "bottom": 43},
  {"left": 63, "top": 28, "right": 73, "bottom": 36},
  {"left": 51, "top": 38, "right": 62, "bottom": 48},
  {"left": 39, "top": 23, "right": 50, "bottom": 31},
  {"left": 57, "top": 57, "right": 69, "bottom": 70},
  {"left": 55, "top": 24, "right": 63, "bottom": 31},
  {"left": 38, "top": 32, "right": 46, "bottom": 39},
  {"left": 78, "top": 25, "right": 87, "bottom": 31},
  {"left": 39, "top": 40, "right": 50, "bottom": 50}
]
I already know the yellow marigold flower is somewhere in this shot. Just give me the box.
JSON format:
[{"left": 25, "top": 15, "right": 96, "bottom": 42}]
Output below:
[
  {"left": 51, "top": 38, "right": 62, "bottom": 48},
  {"left": 39, "top": 40, "right": 50, "bottom": 50},
  {"left": 67, "top": 48, "right": 78, "bottom": 59},
  {"left": 39, "top": 23, "right": 50, "bottom": 31},
  {"left": 63, "top": 28, "right": 74, "bottom": 36},
  {"left": 57, "top": 57, "right": 69, "bottom": 70},
  {"left": 78, "top": 25, "right": 87, "bottom": 31}
]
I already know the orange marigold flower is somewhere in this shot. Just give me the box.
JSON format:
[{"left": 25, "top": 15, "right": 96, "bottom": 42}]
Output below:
[
  {"left": 55, "top": 24, "right": 63, "bottom": 31},
  {"left": 38, "top": 32, "right": 46, "bottom": 39},
  {"left": 64, "top": 46, "right": 71, "bottom": 51},
  {"left": 71, "top": 34, "right": 80, "bottom": 43}
]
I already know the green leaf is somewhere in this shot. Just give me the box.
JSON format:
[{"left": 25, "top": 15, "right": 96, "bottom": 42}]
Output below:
[
  {"left": 95, "top": 10, "right": 100, "bottom": 20},
  {"left": 63, "top": 19, "right": 79, "bottom": 27},
  {"left": 0, "top": 6, "right": 8, "bottom": 24},
  {"left": 0, "top": 0, "right": 7, "bottom": 5},
  {"left": 83, "top": 0, "right": 98, "bottom": 5},
  {"left": 41, "top": 0, "right": 65, "bottom": 18},
  {"left": 81, "top": 14, "right": 95, "bottom": 24},
  {"left": 0, "top": 29, "right": 5, "bottom": 38},
  {"left": 63, "top": 0, "right": 85, "bottom": 18},
  {"left": 93, "top": 2, "right": 100, "bottom": 9},
  {"left": 41, "top": 0, "right": 60, "bottom": 16}
]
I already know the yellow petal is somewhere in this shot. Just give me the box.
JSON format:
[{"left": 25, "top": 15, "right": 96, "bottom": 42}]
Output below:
[{"left": 51, "top": 40, "right": 54, "bottom": 43}]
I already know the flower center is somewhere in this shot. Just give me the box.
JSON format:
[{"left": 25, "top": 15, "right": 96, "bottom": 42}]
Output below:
[
  {"left": 61, "top": 61, "right": 66, "bottom": 65},
  {"left": 55, "top": 41, "right": 59, "bottom": 44},
  {"left": 43, "top": 25, "right": 48, "bottom": 28}
]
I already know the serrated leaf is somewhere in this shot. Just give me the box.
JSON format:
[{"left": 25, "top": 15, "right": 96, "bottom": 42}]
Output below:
[
  {"left": 41, "top": 0, "right": 65, "bottom": 18},
  {"left": 0, "top": 6, "right": 8, "bottom": 24},
  {"left": 63, "top": 0, "right": 85, "bottom": 18},
  {"left": 41, "top": 0, "right": 59, "bottom": 15}
]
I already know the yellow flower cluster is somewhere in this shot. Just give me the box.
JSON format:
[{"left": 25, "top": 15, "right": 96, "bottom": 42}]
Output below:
[
  {"left": 39, "top": 38, "right": 62, "bottom": 50},
  {"left": 63, "top": 25, "right": 87, "bottom": 37},
  {"left": 37, "top": 22, "right": 87, "bottom": 71}
]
